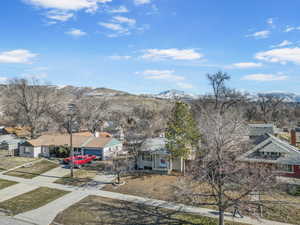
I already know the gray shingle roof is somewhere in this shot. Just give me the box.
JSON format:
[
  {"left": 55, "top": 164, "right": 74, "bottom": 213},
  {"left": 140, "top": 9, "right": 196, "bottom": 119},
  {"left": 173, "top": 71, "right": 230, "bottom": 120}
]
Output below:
[
  {"left": 248, "top": 124, "right": 276, "bottom": 137},
  {"left": 239, "top": 133, "right": 300, "bottom": 165},
  {"left": 0, "top": 135, "right": 24, "bottom": 145},
  {"left": 140, "top": 138, "right": 169, "bottom": 154}
]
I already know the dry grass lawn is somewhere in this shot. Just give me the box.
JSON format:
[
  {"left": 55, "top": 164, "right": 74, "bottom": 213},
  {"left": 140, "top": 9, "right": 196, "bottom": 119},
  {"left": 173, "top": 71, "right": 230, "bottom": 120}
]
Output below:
[
  {"left": 0, "top": 187, "right": 69, "bottom": 215},
  {"left": 55, "top": 169, "right": 97, "bottom": 187},
  {"left": 103, "top": 174, "right": 179, "bottom": 201},
  {"left": 0, "top": 179, "right": 17, "bottom": 190},
  {"left": 104, "top": 174, "right": 300, "bottom": 224},
  {"left": 4, "top": 160, "right": 58, "bottom": 179},
  {"left": 52, "top": 196, "right": 247, "bottom": 225},
  {"left": 0, "top": 151, "right": 37, "bottom": 171}
]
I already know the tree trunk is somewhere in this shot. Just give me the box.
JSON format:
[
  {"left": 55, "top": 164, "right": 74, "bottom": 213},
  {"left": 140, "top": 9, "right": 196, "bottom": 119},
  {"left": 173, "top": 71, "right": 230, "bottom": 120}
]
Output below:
[
  {"left": 183, "top": 159, "right": 186, "bottom": 176},
  {"left": 219, "top": 210, "right": 224, "bottom": 225},
  {"left": 117, "top": 172, "right": 120, "bottom": 184}
]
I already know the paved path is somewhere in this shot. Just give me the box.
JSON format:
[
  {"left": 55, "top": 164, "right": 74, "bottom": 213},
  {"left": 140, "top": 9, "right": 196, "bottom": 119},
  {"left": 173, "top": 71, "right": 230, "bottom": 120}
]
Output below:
[
  {"left": 15, "top": 191, "right": 89, "bottom": 225},
  {"left": 0, "top": 215, "right": 37, "bottom": 225},
  {"left": 0, "top": 183, "right": 39, "bottom": 202},
  {"left": 31, "top": 167, "right": 69, "bottom": 183}
]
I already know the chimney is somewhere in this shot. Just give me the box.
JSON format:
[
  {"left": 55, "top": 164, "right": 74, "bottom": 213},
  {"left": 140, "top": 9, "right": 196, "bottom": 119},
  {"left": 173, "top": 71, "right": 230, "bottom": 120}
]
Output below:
[
  {"left": 291, "top": 129, "right": 297, "bottom": 146},
  {"left": 94, "top": 131, "right": 100, "bottom": 138}
]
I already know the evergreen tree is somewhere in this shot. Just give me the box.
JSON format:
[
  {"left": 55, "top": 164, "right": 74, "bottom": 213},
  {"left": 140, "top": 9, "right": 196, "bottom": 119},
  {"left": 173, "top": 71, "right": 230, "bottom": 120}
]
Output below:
[{"left": 166, "top": 101, "right": 200, "bottom": 174}]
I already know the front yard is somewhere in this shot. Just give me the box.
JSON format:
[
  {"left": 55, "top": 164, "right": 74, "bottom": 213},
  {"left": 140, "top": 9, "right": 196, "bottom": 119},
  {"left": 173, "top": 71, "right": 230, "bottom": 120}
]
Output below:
[
  {"left": 0, "top": 187, "right": 69, "bottom": 215},
  {"left": 103, "top": 174, "right": 179, "bottom": 201},
  {"left": 55, "top": 169, "right": 97, "bottom": 187},
  {"left": 0, "top": 178, "right": 17, "bottom": 190},
  {"left": 104, "top": 173, "right": 300, "bottom": 225},
  {"left": 0, "top": 150, "right": 37, "bottom": 171},
  {"left": 4, "top": 160, "right": 58, "bottom": 179},
  {"left": 52, "top": 196, "right": 247, "bottom": 225}
]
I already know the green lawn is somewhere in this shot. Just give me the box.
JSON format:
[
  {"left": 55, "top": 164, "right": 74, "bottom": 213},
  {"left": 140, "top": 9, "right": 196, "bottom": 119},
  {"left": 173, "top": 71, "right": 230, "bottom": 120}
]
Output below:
[
  {"left": 0, "top": 179, "right": 17, "bottom": 190},
  {"left": 0, "top": 187, "right": 69, "bottom": 215},
  {"left": 4, "top": 160, "right": 58, "bottom": 179},
  {"left": 53, "top": 196, "right": 248, "bottom": 225}
]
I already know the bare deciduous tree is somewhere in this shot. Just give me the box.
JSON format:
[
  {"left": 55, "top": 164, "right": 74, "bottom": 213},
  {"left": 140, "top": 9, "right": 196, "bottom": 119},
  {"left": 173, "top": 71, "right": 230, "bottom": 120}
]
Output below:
[
  {"left": 257, "top": 94, "right": 285, "bottom": 123},
  {"left": 76, "top": 98, "right": 108, "bottom": 134},
  {"left": 2, "top": 78, "right": 60, "bottom": 138},
  {"left": 175, "top": 111, "right": 278, "bottom": 225}
]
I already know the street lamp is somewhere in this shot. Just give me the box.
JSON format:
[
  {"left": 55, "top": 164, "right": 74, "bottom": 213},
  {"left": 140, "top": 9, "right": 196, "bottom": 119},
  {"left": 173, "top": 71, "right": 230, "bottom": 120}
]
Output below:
[{"left": 67, "top": 103, "right": 76, "bottom": 177}]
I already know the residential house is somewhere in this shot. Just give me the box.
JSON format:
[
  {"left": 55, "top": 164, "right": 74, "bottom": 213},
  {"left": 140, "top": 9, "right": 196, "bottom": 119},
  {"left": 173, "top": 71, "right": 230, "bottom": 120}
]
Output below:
[
  {"left": 3, "top": 127, "right": 31, "bottom": 138},
  {"left": 295, "top": 127, "right": 300, "bottom": 145},
  {"left": 238, "top": 133, "right": 300, "bottom": 179},
  {"left": 19, "top": 132, "right": 122, "bottom": 159},
  {"left": 137, "top": 138, "right": 184, "bottom": 173},
  {"left": 248, "top": 123, "right": 279, "bottom": 140},
  {"left": 0, "top": 134, "right": 25, "bottom": 156}
]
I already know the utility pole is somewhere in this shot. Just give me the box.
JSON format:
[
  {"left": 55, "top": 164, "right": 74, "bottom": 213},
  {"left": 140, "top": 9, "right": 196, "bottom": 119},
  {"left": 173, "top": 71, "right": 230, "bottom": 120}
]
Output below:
[{"left": 68, "top": 103, "right": 76, "bottom": 178}]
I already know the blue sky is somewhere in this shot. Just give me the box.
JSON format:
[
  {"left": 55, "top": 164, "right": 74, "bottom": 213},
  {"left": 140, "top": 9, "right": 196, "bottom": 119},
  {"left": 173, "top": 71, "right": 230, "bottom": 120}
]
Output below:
[{"left": 1, "top": 0, "right": 300, "bottom": 94}]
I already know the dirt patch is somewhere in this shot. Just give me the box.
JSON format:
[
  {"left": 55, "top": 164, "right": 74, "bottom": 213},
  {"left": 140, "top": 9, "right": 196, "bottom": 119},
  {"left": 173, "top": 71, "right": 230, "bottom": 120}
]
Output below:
[{"left": 4, "top": 160, "right": 58, "bottom": 179}]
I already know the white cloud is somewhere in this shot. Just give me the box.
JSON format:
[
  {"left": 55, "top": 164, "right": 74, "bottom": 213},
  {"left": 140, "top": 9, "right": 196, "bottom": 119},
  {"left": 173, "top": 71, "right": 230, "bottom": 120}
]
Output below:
[
  {"left": 255, "top": 47, "right": 300, "bottom": 64},
  {"left": 230, "top": 62, "right": 263, "bottom": 69},
  {"left": 108, "top": 6, "right": 128, "bottom": 13},
  {"left": 24, "top": 0, "right": 111, "bottom": 11},
  {"left": 271, "top": 40, "right": 293, "bottom": 48},
  {"left": 99, "top": 22, "right": 129, "bottom": 35},
  {"left": 142, "top": 48, "right": 203, "bottom": 61},
  {"left": 140, "top": 70, "right": 185, "bottom": 81},
  {"left": 134, "top": 0, "right": 151, "bottom": 5},
  {"left": 45, "top": 10, "right": 74, "bottom": 21},
  {"left": 109, "top": 55, "right": 132, "bottom": 60},
  {"left": 247, "top": 30, "right": 270, "bottom": 39},
  {"left": 0, "top": 49, "right": 38, "bottom": 64},
  {"left": 242, "top": 74, "right": 288, "bottom": 81},
  {"left": 267, "top": 18, "right": 274, "bottom": 25},
  {"left": 24, "top": 0, "right": 111, "bottom": 22},
  {"left": 284, "top": 26, "right": 300, "bottom": 32},
  {"left": 65, "top": 28, "right": 87, "bottom": 37},
  {"left": 176, "top": 82, "right": 193, "bottom": 89},
  {"left": 113, "top": 16, "right": 136, "bottom": 26}
]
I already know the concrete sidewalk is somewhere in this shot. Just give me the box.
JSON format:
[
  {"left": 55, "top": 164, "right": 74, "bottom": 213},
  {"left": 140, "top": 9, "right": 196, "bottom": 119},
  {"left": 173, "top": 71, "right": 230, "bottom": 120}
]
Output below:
[
  {"left": 31, "top": 166, "right": 69, "bottom": 183},
  {"left": 15, "top": 191, "right": 89, "bottom": 225},
  {"left": 0, "top": 183, "right": 39, "bottom": 202},
  {"left": 0, "top": 215, "right": 37, "bottom": 225}
]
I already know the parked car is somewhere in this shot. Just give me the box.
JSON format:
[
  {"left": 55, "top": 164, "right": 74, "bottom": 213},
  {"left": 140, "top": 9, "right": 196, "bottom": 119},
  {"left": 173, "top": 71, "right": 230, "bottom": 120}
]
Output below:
[{"left": 63, "top": 155, "right": 96, "bottom": 168}]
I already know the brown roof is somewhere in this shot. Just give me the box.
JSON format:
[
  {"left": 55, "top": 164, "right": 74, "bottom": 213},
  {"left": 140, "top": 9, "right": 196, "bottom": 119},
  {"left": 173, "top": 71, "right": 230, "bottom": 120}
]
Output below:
[
  {"left": 27, "top": 133, "right": 113, "bottom": 148},
  {"left": 4, "top": 127, "right": 31, "bottom": 137},
  {"left": 84, "top": 137, "right": 112, "bottom": 148}
]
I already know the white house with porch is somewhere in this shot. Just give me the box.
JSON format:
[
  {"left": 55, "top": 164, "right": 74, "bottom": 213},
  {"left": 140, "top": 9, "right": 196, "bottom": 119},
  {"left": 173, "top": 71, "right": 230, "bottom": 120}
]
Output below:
[{"left": 137, "top": 137, "right": 183, "bottom": 173}]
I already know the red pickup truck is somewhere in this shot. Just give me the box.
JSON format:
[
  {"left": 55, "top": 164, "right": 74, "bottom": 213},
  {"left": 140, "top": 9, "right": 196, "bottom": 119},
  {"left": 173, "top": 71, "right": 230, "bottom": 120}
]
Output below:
[{"left": 63, "top": 155, "right": 96, "bottom": 168}]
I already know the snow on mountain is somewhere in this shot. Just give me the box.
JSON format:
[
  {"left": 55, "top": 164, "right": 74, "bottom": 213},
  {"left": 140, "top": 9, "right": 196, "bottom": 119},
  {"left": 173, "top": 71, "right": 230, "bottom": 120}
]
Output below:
[{"left": 152, "top": 89, "right": 198, "bottom": 100}]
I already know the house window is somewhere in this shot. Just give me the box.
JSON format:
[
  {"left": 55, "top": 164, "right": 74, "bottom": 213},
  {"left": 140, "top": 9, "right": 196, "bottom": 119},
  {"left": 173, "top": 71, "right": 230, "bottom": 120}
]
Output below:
[
  {"left": 24, "top": 147, "right": 32, "bottom": 154},
  {"left": 279, "top": 164, "right": 294, "bottom": 173},
  {"left": 142, "top": 153, "right": 152, "bottom": 161},
  {"left": 160, "top": 157, "right": 167, "bottom": 168}
]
